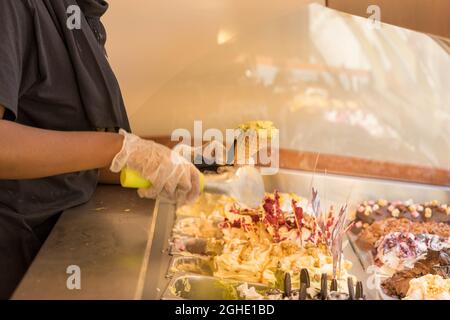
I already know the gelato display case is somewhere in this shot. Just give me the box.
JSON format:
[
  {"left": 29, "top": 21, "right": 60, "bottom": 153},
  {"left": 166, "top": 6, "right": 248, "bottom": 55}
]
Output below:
[
  {"left": 14, "top": 3, "right": 449, "bottom": 300},
  {"left": 138, "top": 169, "right": 449, "bottom": 300},
  {"left": 129, "top": 3, "right": 449, "bottom": 300}
]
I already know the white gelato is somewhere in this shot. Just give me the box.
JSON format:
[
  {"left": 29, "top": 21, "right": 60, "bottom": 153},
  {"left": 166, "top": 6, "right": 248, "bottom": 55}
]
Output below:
[{"left": 404, "top": 275, "right": 450, "bottom": 300}]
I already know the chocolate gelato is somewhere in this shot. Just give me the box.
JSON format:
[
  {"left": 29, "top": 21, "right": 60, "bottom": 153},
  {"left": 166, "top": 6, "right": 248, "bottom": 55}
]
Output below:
[
  {"left": 381, "top": 250, "right": 450, "bottom": 299},
  {"left": 352, "top": 199, "right": 450, "bottom": 235}
]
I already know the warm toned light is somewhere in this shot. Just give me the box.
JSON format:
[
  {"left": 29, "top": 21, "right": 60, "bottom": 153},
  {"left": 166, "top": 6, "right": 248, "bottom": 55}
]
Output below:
[{"left": 217, "top": 29, "right": 234, "bottom": 45}]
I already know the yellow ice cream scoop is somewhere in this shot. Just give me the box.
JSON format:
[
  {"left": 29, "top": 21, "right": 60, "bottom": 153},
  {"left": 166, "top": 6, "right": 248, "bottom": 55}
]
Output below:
[
  {"left": 120, "top": 167, "right": 205, "bottom": 191},
  {"left": 120, "top": 166, "right": 265, "bottom": 208}
]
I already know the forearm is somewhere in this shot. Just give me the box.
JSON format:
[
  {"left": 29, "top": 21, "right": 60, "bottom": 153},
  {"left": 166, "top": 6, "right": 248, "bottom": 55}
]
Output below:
[
  {"left": 0, "top": 119, "right": 124, "bottom": 180},
  {"left": 98, "top": 167, "right": 120, "bottom": 184}
]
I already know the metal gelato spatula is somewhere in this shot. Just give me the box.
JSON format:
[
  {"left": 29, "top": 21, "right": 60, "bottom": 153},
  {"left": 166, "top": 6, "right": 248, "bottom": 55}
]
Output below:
[{"left": 120, "top": 166, "right": 265, "bottom": 208}]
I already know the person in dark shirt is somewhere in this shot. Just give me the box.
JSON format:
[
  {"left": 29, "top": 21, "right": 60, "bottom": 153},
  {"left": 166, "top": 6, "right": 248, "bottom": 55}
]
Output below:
[{"left": 0, "top": 0, "right": 200, "bottom": 299}]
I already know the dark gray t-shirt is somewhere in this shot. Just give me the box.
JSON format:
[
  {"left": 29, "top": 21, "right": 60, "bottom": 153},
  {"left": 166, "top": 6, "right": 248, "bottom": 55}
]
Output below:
[{"left": 0, "top": 0, "right": 129, "bottom": 227}]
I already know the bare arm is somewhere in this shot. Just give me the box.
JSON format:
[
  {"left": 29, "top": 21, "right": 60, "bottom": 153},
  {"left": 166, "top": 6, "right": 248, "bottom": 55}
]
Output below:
[{"left": 0, "top": 105, "right": 124, "bottom": 180}]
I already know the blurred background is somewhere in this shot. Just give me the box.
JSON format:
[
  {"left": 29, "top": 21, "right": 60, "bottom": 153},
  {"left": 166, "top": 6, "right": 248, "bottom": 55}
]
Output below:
[{"left": 102, "top": 1, "right": 450, "bottom": 172}]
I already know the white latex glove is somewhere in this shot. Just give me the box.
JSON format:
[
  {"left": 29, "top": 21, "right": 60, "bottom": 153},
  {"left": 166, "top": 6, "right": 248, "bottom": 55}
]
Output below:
[{"left": 110, "top": 130, "right": 201, "bottom": 205}]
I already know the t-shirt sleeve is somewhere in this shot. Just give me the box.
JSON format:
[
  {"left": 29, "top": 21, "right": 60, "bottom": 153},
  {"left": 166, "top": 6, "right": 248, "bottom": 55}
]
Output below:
[{"left": 0, "top": 0, "right": 31, "bottom": 120}]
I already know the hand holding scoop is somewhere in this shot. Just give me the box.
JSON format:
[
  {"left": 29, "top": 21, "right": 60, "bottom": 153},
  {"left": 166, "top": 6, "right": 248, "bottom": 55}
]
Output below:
[{"left": 120, "top": 166, "right": 265, "bottom": 208}]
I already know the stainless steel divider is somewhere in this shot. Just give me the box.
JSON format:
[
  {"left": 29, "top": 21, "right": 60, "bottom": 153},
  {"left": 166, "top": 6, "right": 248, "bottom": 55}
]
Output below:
[{"left": 141, "top": 200, "right": 177, "bottom": 299}]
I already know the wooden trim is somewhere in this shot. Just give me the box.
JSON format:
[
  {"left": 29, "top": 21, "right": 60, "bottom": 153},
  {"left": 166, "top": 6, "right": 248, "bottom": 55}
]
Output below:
[
  {"left": 280, "top": 149, "right": 450, "bottom": 187},
  {"left": 144, "top": 135, "right": 450, "bottom": 187}
]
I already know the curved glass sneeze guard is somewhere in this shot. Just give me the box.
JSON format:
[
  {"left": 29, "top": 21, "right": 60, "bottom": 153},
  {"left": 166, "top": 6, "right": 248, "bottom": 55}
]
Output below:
[{"left": 132, "top": 3, "right": 450, "bottom": 171}]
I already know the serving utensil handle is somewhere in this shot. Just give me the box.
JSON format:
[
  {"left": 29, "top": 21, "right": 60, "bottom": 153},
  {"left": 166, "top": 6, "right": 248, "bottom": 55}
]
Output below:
[{"left": 120, "top": 167, "right": 205, "bottom": 192}]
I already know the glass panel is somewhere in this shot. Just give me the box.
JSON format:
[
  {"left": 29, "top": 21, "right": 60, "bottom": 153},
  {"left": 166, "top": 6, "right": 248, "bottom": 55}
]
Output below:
[{"left": 131, "top": 3, "right": 450, "bottom": 170}]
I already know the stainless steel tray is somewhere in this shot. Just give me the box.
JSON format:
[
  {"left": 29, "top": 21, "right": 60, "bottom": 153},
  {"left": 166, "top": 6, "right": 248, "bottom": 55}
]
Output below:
[
  {"left": 139, "top": 169, "right": 450, "bottom": 300},
  {"left": 172, "top": 216, "right": 223, "bottom": 239},
  {"left": 170, "top": 236, "right": 223, "bottom": 256},
  {"left": 167, "top": 256, "right": 215, "bottom": 277},
  {"left": 162, "top": 273, "right": 274, "bottom": 300}
]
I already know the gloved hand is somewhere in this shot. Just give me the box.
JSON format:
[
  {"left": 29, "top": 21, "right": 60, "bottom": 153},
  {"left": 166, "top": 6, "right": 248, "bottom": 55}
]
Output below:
[{"left": 110, "top": 130, "right": 201, "bottom": 205}]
